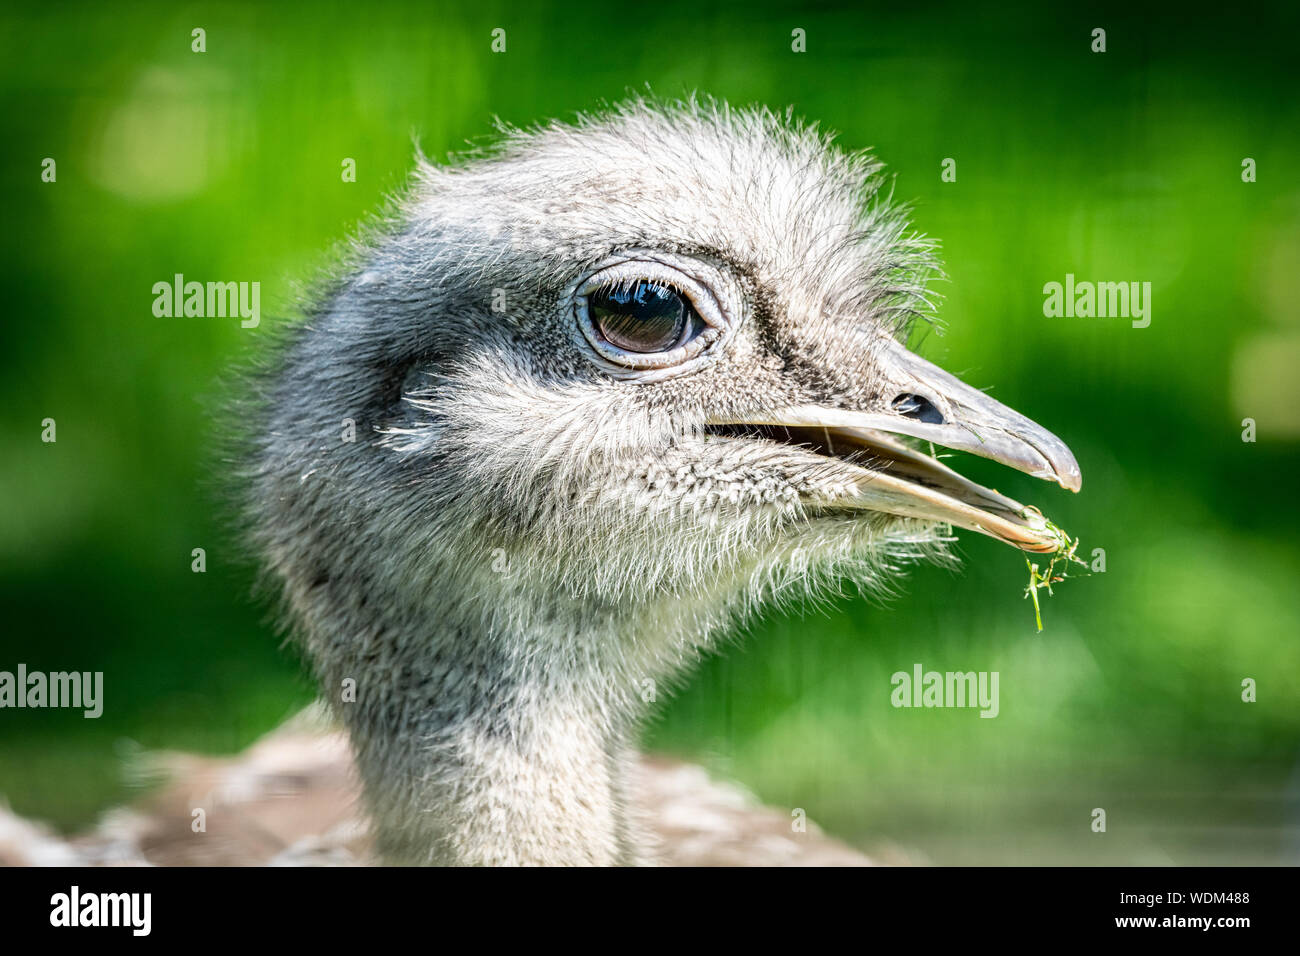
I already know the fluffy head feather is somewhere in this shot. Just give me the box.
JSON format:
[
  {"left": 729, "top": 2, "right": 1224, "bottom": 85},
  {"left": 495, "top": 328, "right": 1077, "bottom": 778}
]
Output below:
[{"left": 243, "top": 99, "right": 960, "bottom": 864}]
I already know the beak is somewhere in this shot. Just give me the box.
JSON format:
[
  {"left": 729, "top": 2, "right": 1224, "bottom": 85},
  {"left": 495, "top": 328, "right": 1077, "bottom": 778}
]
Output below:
[{"left": 708, "top": 337, "right": 1082, "bottom": 553}]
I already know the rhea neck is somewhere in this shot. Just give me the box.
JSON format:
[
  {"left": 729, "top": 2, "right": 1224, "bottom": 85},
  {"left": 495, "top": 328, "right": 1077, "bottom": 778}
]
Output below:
[{"left": 324, "top": 540, "right": 725, "bottom": 865}]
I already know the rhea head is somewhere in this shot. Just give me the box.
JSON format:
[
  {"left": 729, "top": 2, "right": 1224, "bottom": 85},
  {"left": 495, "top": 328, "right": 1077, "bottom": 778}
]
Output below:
[{"left": 250, "top": 100, "right": 1080, "bottom": 864}]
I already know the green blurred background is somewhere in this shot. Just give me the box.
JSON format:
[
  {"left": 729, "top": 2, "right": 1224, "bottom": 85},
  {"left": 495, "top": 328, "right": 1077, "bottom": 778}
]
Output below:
[{"left": 2, "top": 1, "right": 1298, "bottom": 864}]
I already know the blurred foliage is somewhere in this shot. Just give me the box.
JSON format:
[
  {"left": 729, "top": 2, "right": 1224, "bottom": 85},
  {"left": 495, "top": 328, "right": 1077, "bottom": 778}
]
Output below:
[{"left": 1, "top": 0, "right": 1298, "bottom": 863}]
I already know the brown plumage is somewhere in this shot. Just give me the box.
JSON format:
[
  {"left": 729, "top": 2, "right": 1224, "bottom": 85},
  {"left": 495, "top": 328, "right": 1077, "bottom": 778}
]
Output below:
[{"left": 0, "top": 708, "right": 883, "bottom": 866}]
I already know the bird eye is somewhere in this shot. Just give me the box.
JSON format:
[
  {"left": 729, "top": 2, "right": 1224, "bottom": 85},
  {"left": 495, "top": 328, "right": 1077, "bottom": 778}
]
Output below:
[
  {"left": 573, "top": 254, "right": 736, "bottom": 377},
  {"left": 588, "top": 281, "right": 703, "bottom": 354}
]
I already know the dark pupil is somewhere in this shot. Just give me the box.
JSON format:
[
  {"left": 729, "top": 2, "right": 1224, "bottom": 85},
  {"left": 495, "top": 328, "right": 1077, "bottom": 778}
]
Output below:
[{"left": 591, "top": 281, "right": 686, "bottom": 353}]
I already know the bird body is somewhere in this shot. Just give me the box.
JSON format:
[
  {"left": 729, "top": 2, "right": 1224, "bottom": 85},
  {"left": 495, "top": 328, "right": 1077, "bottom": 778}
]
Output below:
[{"left": 245, "top": 100, "right": 1079, "bottom": 865}]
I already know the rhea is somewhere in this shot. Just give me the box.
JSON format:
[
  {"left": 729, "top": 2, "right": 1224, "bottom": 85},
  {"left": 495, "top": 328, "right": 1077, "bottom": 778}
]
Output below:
[{"left": 246, "top": 101, "right": 1081, "bottom": 866}]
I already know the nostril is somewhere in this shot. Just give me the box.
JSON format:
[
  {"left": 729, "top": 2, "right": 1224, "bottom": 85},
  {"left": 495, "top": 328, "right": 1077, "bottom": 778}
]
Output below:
[{"left": 891, "top": 393, "right": 945, "bottom": 425}]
